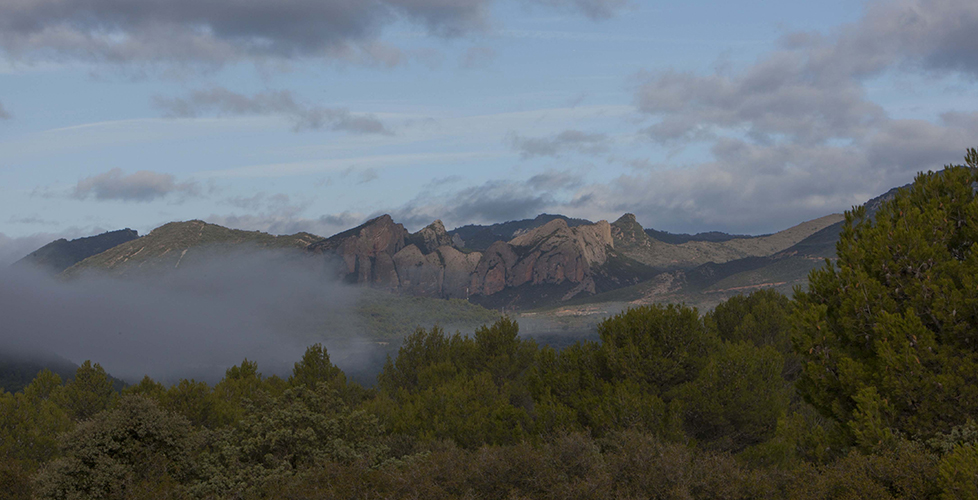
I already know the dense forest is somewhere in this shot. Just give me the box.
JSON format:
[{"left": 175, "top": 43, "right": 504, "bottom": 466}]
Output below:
[{"left": 4, "top": 158, "right": 978, "bottom": 499}]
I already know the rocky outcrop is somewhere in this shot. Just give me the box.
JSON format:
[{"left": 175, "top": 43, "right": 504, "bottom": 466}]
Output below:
[
  {"left": 407, "top": 220, "right": 453, "bottom": 254},
  {"left": 308, "top": 215, "right": 408, "bottom": 287},
  {"left": 309, "top": 215, "right": 618, "bottom": 303}
]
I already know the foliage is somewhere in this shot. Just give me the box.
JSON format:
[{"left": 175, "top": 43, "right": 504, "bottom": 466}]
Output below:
[
  {"left": 678, "top": 341, "right": 789, "bottom": 452},
  {"left": 33, "top": 395, "right": 199, "bottom": 500},
  {"left": 53, "top": 360, "right": 116, "bottom": 422},
  {"left": 599, "top": 303, "right": 718, "bottom": 395},
  {"left": 794, "top": 155, "right": 978, "bottom": 442}
]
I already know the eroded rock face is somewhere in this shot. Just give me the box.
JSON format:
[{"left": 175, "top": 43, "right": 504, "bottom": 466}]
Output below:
[
  {"left": 309, "top": 215, "right": 615, "bottom": 302},
  {"left": 308, "top": 214, "right": 408, "bottom": 287},
  {"left": 408, "top": 220, "right": 454, "bottom": 254}
]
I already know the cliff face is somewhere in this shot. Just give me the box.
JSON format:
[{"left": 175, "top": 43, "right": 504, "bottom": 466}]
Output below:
[
  {"left": 308, "top": 215, "right": 617, "bottom": 303},
  {"left": 308, "top": 215, "right": 408, "bottom": 287}
]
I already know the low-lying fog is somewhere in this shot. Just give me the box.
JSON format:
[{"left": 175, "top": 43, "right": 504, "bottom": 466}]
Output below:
[{"left": 0, "top": 249, "right": 379, "bottom": 385}]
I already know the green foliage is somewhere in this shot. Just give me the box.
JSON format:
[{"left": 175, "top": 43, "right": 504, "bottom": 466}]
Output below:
[
  {"left": 939, "top": 443, "right": 978, "bottom": 500},
  {"left": 193, "top": 384, "right": 384, "bottom": 498},
  {"left": 795, "top": 156, "right": 978, "bottom": 442},
  {"left": 33, "top": 395, "right": 199, "bottom": 500},
  {"left": 375, "top": 319, "right": 539, "bottom": 447},
  {"left": 53, "top": 361, "right": 115, "bottom": 422},
  {"left": 678, "top": 341, "right": 789, "bottom": 452},
  {"left": 0, "top": 370, "right": 73, "bottom": 465},
  {"left": 599, "top": 304, "right": 718, "bottom": 396},
  {"left": 706, "top": 288, "right": 798, "bottom": 377}
]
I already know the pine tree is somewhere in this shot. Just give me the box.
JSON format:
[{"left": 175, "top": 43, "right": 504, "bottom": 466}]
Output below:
[{"left": 794, "top": 150, "right": 978, "bottom": 443}]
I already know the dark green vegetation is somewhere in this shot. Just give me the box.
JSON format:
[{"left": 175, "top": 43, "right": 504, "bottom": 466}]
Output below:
[
  {"left": 14, "top": 229, "right": 139, "bottom": 274},
  {"left": 6, "top": 155, "right": 978, "bottom": 499}
]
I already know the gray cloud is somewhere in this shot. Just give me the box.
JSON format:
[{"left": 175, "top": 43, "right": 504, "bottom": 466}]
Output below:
[
  {"left": 530, "top": 0, "right": 631, "bottom": 21},
  {"left": 526, "top": 169, "right": 584, "bottom": 191},
  {"left": 358, "top": 168, "right": 380, "bottom": 184},
  {"left": 387, "top": 179, "right": 568, "bottom": 230},
  {"left": 0, "top": 101, "right": 10, "bottom": 120},
  {"left": 625, "top": 0, "right": 978, "bottom": 233},
  {"left": 460, "top": 46, "right": 496, "bottom": 69},
  {"left": 154, "top": 88, "right": 392, "bottom": 135},
  {"left": 509, "top": 129, "right": 609, "bottom": 159},
  {"left": 0, "top": 252, "right": 367, "bottom": 384},
  {"left": 74, "top": 168, "right": 199, "bottom": 202},
  {"left": 0, "top": 0, "right": 626, "bottom": 67}
]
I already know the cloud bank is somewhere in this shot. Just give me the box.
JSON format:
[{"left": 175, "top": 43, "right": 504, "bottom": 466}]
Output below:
[
  {"left": 73, "top": 168, "right": 199, "bottom": 202},
  {"left": 0, "top": 250, "right": 368, "bottom": 384},
  {"left": 604, "top": 0, "right": 978, "bottom": 233},
  {"left": 0, "top": 0, "right": 629, "bottom": 67}
]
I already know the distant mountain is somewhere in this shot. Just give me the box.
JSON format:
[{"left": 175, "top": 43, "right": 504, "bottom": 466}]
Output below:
[
  {"left": 643, "top": 228, "right": 750, "bottom": 245},
  {"left": 14, "top": 228, "right": 139, "bottom": 274},
  {"left": 610, "top": 213, "right": 844, "bottom": 271},
  {"left": 308, "top": 214, "right": 657, "bottom": 309},
  {"left": 63, "top": 220, "right": 320, "bottom": 278},
  {"left": 449, "top": 214, "right": 593, "bottom": 251}
]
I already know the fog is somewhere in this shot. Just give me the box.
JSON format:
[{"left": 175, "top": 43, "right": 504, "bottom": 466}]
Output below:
[{"left": 0, "top": 249, "right": 381, "bottom": 385}]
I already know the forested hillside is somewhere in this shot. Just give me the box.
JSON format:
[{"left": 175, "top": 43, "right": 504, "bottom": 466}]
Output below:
[{"left": 4, "top": 157, "right": 978, "bottom": 499}]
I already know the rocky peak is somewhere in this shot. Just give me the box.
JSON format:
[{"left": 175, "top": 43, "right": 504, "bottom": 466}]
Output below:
[
  {"left": 408, "top": 219, "right": 454, "bottom": 254},
  {"left": 611, "top": 213, "right": 652, "bottom": 248},
  {"left": 308, "top": 214, "right": 408, "bottom": 286}
]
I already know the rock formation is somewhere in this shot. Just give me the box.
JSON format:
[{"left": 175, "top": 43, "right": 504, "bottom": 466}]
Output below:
[{"left": 308, "top": 215, "right": 619, "bottom": 302}]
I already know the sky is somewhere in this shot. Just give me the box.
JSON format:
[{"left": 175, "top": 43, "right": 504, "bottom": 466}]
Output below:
[{"left": 2, "top": 0, "right": 978, "bottom": 263}]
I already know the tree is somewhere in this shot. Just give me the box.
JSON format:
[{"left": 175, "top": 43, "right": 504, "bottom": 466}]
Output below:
[
  {"left": 677, "top": 342, "right": 789, "bottom": 452},
  {"left": 52, "top": 361, "right": 114, "bottom": 422},
  {"left": 33, "top": 395, "right": 199, "bottom": 499},
  {"left": 794, "top": 151, "right": 978, "bottom": 443},
  {"left": 599, "top": 304, "right": 718, "bottom": 396}
]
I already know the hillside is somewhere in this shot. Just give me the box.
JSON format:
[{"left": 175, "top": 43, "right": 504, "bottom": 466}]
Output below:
[
  {"left": 449, "top": 213, "right": 593, "bottom": 251},
  {"left": 63, "top": 220, "right": 321, "bottom": 278},
  {"left": 13, "top": 229, "right": 139, "bottom": 274},
  {"left": 610, "top": 213, "right": 843, "bottom": 271}
]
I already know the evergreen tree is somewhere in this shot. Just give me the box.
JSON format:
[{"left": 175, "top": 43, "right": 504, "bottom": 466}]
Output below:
[{"left": 795, "top": 151, "right": 978, "bottom": 442}]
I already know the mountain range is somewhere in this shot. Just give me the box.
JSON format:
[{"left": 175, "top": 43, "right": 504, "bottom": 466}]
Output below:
[{"left": 10, "top": 182, "right": 907, "bottom": 312}]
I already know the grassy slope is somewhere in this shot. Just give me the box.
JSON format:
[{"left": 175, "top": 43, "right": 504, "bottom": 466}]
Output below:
[{"left": 64, "top": 221, "right": 321, "bottom": 278}]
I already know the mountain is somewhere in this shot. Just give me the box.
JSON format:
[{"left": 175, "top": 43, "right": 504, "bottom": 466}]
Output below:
[
  {"left": 63, "top": 220, "right": 321, "bottom": 278},
  {"left": 610, "top": 213, "right": 844, "bottom": 271},
  {"left": 14, "top": 228, "right": 139, "bottom": 274},
  {"left": 308, "top": 215, "right": 657, "bottom": 309},
  {"left": 643, "top": 228, "right": 749, "bottom": 245},
  {"left": 449, "top": 213, "right": 593, "bottom": 251}
]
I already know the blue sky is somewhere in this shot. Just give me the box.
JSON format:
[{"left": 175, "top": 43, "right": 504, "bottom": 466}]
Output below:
[{"left": 1, "top": 0, "right": 977, "bottom": 264}]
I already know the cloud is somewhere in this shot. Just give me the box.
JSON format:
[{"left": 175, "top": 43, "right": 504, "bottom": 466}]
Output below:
[
  {"left": 0, "top": 100, "right": 9, "bottom": 119},
  {"left": 460, "top": 46, "right": 496, "bottom": 69},
  {"left": 0, "top": 0, "right": 627, "bottom": 67},
  {"left": 154, "top": 88, "right": 392, "bottom": 134},
  {"left": 387, "top": 178, "right": 571, "bottom": 230},
  {"left": 358, "top": 168, "right": 380, "bottom": 184},
  {"left": 73, "top": 168, "right": 199, "bottom": 202},
  {"left": 624, "top": 0, "right": 978, "bottom": 233},
  {"left": 529, "top": 0, "right": 631, "bottom": 21},
  {"left": 508, "top": 129, "right": 609, "bottom": 159},
  {"left": 0, "top": 252, "right": 369, "bottom": 384},
  {"left": 526, "top": 169, "right": 584, "bottom": 190}
]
